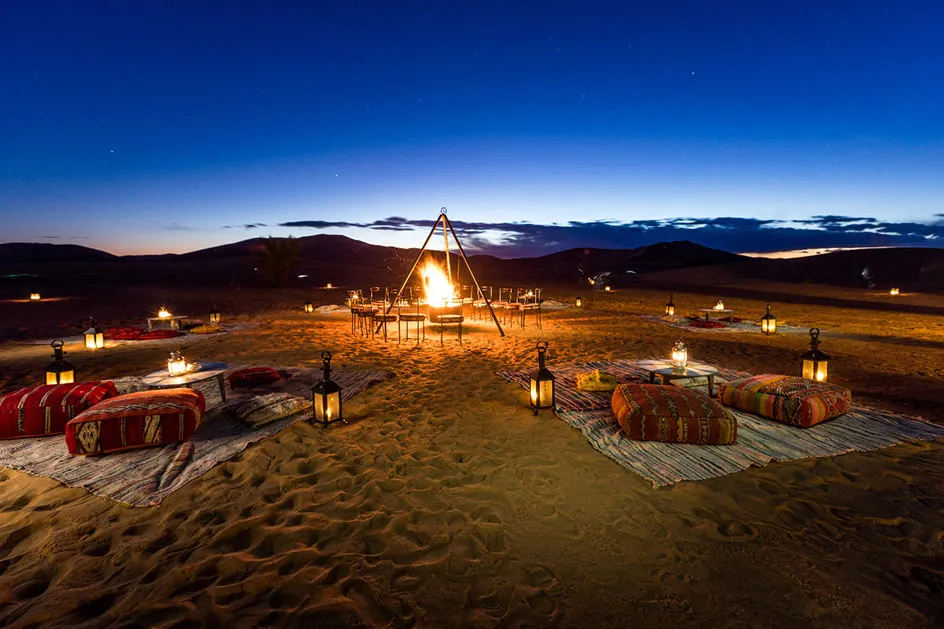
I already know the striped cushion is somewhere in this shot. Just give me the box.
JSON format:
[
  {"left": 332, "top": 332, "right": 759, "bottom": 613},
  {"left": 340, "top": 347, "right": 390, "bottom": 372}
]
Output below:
[
  {"left": 222, "top": 393, "right": 310, "bottom": 428},
  {"left": 0, "top": 382, "right": 119, "bottom": 440},
  {"left": 611, "top": 384, "right": 737, "bottom": 445},
  {"left": 718, "top": 374, "right": 851, "bottom": 428},
  {"left": 227, "top": 366, "right": 282, "bottom": 389},
  {"left": 65, "top": 388, "right": 204, "bottom": 455}
]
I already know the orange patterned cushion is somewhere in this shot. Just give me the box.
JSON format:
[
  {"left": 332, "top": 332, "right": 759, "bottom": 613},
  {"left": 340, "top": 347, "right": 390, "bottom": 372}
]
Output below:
[
  {"left": 0, "top": 382, "right": 118, "bottom": 440},
  {"left": 611, "top": 384, "right": 737, "bottom": 444},
  {"left": 718, "top": 374, "right": 851, "bottom": 428},
  {"left": 65, "top": 388, "right": 204, "bottom": 455}
]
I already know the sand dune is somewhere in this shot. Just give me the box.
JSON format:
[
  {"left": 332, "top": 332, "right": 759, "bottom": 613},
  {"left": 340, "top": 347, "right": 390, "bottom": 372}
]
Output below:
[{"left": 0, "top": 286, "right": 942, "bottom": 627}]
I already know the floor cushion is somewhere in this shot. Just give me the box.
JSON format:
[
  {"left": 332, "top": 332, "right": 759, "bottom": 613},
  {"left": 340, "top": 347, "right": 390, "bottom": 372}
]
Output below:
[
  {"left": 138, "top": 329, "right": 181, "bottom": 341},
  {"left": 611, "top": 384, "right": 737, "bottom": 445},
  {"left": 104, "top": 327, "right": 144, "bottom": 341},
  {"left": 227, "top": 366, "right": 282, "bottom": 389},
  {"left": 189, "top": 323, "right": 223, "bottom": 334},
  {"left": 0, "top": 381, "right": 119, "bottom": 440},
  {"left": 718, "top": 374, "right": 851, "bottom": 428},
  {"left": 65, "top": 388, "right": 205, "bottom": 455},
  {"left": 221, "top": 392, "right": 310, "bottom": 428}
]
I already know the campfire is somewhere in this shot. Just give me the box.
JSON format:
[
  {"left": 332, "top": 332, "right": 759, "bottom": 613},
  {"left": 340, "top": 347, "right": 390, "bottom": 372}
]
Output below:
[{"left": 422, "top": 259, "right": 461, "bottom": 316}]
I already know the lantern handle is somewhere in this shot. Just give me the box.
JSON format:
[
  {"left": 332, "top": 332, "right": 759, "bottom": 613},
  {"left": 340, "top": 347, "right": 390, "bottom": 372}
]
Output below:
[
  {"left": 321, "top": 350, "right": 332, "bottom": 362},
  {"left": 440, "top": 207, "right": 447, "bottom": 215}
]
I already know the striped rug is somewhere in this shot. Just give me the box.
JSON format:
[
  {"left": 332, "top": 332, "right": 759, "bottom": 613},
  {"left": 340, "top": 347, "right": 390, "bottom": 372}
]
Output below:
[
  {"left": 0, "top": 366, "right": 391, "bottom": 507},
  {"left": 497, "top": 359, "right": 944, "bottom": 487}
]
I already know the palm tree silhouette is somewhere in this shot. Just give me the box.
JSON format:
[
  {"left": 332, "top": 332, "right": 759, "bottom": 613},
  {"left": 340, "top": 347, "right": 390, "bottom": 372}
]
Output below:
[{"left": 257, "top": 236, "right": 301, "bottom": 287}]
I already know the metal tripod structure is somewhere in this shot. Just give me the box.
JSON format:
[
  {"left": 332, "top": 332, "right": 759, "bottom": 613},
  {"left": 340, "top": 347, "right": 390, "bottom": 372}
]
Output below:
[{"left": 379, "top": 208, "right": 505, "bottom": 337}]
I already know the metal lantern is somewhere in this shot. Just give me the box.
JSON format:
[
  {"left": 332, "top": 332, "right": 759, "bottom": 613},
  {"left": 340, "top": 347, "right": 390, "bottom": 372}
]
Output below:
[
  {"left": 45, "top": 340, "right": 75, "bottom": 385},
  {"left": 802, "top": 328, "right": 830, "bottom": 382},
  {"left": 304, "top": 300, "right": 314, "bottom": 313},
  {"left": 209, "top": 305, "right": 221, "bottom": 324},
  {"left": 665, "top": 294, "right": 675, "bottom": 317},
  {"left": 312, "top": 351, "right": 343, "bottom": 426},
  {"left": 84, "top": 316, "right": 104, "bottom": 350},
  {"left": 714, "top": 300, "right": 725, "bottom": 311},
  {"left": 167, "top": 350, "right": 188, "bottom": 376},
  {"left": 604, "top": 285, "right": 612, "bottom": 292},
  {"left": 575, "top": 296, "right": 583, "bottom": 308},
  {"left": 30, "top": 292, "right": 41, "bottom": 301},
  {"left": 760, "top": 304, "right": 777, "bottom": 335},
  {"left": 529, "top": 341, "right": 555, "bottom": 413},
  {"left": 889, "top": 287, "right": 900, "bottom": 296},
  {"left": 671, "top": 340, "right": 688, "bottom": 371},
  {"left": 158, "top": 306, "right": 172, "bottom": 319},
  {"left": 326, "top": 283, "right": 334, "bottom": 289}
]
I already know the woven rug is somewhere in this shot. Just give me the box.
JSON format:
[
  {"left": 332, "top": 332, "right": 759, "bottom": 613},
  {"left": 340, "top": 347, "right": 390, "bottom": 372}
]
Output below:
[
  {"left": 0, "top": 366, "right": 391, "bottom": 507},
  {"left": 497, "top": 359, "right": 944, "bottom": 487},
  {"left": 635, "top": 314, "right": 810, "bottom": 334}
]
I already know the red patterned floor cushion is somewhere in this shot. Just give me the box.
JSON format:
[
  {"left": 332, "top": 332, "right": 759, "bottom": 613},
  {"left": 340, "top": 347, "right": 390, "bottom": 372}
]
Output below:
[
  {"left": 104, "top": 327, "right": 144, "bottom": 340},
  {"left": 611, "top": 384, "right": 737, "bottom": 444},
  {"left": 65, "top": 388, "right": 204, "bottom": 455},
  {"left": 718, "top": 374, "right": 851, "bottom": 428},
  {"left": 227, "top": 366, "right": 282, "bottom": 389},
  {"left": 137, "top": 329, "right": 182, "bottom": 340},
  {"left": 0, "top": 382, "right": 119, "bottom": 440}
]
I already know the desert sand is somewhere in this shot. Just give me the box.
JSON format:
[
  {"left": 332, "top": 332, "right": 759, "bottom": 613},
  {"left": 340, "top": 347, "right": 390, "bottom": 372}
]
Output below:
[{"left": 0, "top": 285, "right": 942, "bottom": 628}]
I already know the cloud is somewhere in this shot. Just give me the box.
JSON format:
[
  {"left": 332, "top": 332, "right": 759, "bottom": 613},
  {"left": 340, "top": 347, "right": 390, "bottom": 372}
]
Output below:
[
  {"left": 265, "top": 213, "right": 944, "bottom": 257},
  {"left": 223, "top": 223, "right": 268, "bottom": 229}
]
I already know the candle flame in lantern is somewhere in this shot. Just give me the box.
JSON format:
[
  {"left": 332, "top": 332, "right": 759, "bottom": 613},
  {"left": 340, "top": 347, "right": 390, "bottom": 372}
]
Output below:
[
  {"left": 421, "top": 260, "right": 455, "bottom": 308},
  {"left": 889, "top": 287, "right": 900, "bottom": 296},
  {"left": 714, "top": 300, "right": 725, "bottom": 310},
  {"left": 158, "top": 307, "right": 171, "bottom": 318}
]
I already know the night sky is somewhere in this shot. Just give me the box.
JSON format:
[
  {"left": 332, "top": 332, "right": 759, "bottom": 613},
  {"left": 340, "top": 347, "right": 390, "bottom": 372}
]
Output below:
[{"left": 2, "top": 1, "right": 942, "bottom": 257}]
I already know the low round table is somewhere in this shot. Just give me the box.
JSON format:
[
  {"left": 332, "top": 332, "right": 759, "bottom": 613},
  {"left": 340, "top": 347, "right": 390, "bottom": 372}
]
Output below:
[
  {"left": 639, "top": 360, "right": 719, "bottom": 397},
  {"left": 140, "top": 364, "right": 229, "bottom": 402}
]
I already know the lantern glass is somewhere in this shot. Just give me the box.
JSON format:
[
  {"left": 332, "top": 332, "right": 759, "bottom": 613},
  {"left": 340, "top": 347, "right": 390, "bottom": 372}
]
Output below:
[
  {"left": 802, "top": 359, "right": 828, "bottom": 382},
  {"left": 604, "top": 285, "right": 611, "bottom": 292},
  {"left": 30, "top": 293, "right": 41, "bottom": 301},
  {"left": 326, "top": 283, "right": 334, "bottom": 289},
  {"left": 84, "top": 329, "right": 104, "bottom": 349},
  {"left": 575, "top": 296, "right": 583, "bottom": 307},
  {"left": 304, "top": 301, "right": 314, "bottom": 313},
  {"left": 158, "top": 307, "right": 171, "bottom": 319},
  {"left": 671, "top": 340, "right": 688, "bottom": 370},
  {"left": 314, "top": 390, "right": 342, "bottom": 423},
  {"left": 45, "top": 340, "right": 75, "bottom": 385},
  {"left": 209, "top": 307, "right": 221, "bottom": 323},
  {"left": 167, "top": 351, "right": 188, "bottom": 376},
  {"left": 714, "top": 300, "right": 725, "bottom": 310},
  {"left": 665, "top": 294, "right": 675, "bottom": 317},
  {"left": 889, "top": 288, "right": 900, "bottom": 296}
]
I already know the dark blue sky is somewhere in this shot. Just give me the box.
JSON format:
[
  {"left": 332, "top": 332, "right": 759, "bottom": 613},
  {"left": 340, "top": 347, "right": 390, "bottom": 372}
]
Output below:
[{"left": 2, "top": 1, "right": 942, "bottom": 256}]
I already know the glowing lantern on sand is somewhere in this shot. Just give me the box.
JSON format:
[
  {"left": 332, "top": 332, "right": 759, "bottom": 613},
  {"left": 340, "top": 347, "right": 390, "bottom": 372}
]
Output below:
[
  {"left": 802, "top": 328, "right": 830, "bottom": 382},
  {"left": 760, "top": 304, "right": 777, "bottom": 335},
  {"left": 529, "top": 341, "right": 555, "bottom": 413},
  {"left": 312, "top": 351, "right": 343, "bottom": 426},
  {"left": 304, "top": 300, "right": 314, "bottom": 313},
  {"left": 30, "top": 293, "right": 41, "bottom": 301},
  {"left": 664, "top": 294, "right": 675, "bottom": 317},
  {"left": 84, "top": 316, "right": 104, "bottom": 350},
  {"left": 45, "top": 340, "right": 75, "bottom": 385},
  {"left": 326, "top": 283, "right": 334, "bottom": 289},
  {"left": 889, "top": 288, "right": 900, "bottom": 296},
  {"left": 671, "top": 340, "right": 688, "bottom": 371},
  {"left": 209, "top": 305, "right": 221, "bottom": 324},
  {"left": 604, "top": 285, "right": 612, "bottom": 292},
  {"left": 167, "top": 350, "right": 188, "bottom": 377},
  {"left": 575, "top": 296, "right": 583, "bottom": 308}
]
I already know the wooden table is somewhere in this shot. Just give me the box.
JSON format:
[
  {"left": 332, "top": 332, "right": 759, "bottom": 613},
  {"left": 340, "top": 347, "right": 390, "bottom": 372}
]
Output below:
[
  {"left": 147, "top": 315, "right": 189, "bottom": 331},
  {"left": 140, "top": 364, "right": 228, "bottom": 401},
  {"left": 699, "top": 308, "right": 734, "bottom": 323},
  {"left": 637, "top": 359, "right": 720, "bottom": 397}
]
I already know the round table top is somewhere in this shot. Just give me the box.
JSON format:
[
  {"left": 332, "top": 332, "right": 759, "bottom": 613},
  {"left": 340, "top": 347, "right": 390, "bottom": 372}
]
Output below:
[
  {"left": 698, "top": 308, "right": 733, "bottom": 313},
  {"left": 637, "top": 359, "right": 718, "bottom": 377},
  {"left": 140, "top": 364, "right": 228, "bottom": 387}
]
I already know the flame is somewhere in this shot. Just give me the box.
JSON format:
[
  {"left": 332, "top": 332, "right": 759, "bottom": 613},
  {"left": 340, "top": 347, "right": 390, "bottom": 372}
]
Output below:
[
  {"left": 158, "top": 307, "right": 171, "bottom": 318},
  {"left": 714, "top": 300, "right": 725, "bottom": 310},
  {"left": 889, "top": 287, "right": 900, "bottom": 296},
  {"left": 421, "top": 260, "right": 456, "bottom": 308}
]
